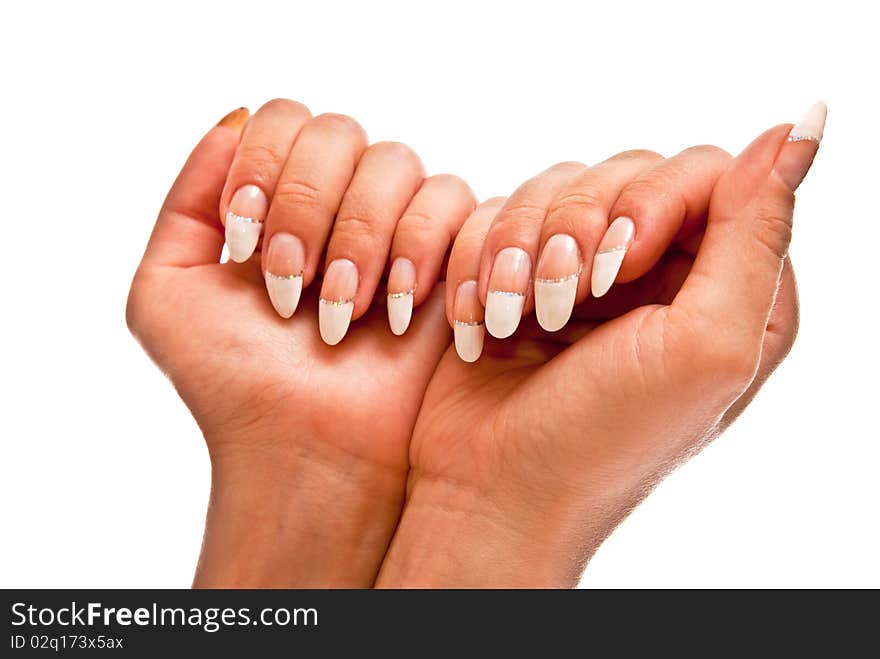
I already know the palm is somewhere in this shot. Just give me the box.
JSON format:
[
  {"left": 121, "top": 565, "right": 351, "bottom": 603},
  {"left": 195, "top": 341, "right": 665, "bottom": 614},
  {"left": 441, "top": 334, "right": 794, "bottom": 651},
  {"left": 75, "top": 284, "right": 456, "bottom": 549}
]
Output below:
[
  {"left": 410, "top": 253, "right": 693, "bottom": 489},
  {"left": 137, "top": 258, "right": 450, "bottom": 470}
]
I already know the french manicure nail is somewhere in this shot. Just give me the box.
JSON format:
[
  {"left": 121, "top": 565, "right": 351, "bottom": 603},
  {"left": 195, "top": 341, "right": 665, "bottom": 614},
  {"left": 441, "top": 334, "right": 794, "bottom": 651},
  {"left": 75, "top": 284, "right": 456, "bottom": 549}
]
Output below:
[
  {"left": 591, "top": 217, "right": 635, "bottom": 298},
  {"left": 534, "top": 234, "right": 580, "bottom": 332},
  {"left": 454, "top": 280, "right": 484, "bottom": 362},
  {"left": 264, "top": 233, "right": 305, "bottom": 318},
  {"left": 319, "top": 259, "right": 358, "bottom": 345},
  {"left": 485, "top": 247, "right": 530, "bottom": 338},
  {"left": 226, "top": 185, "right": 267, "bottom": 263},
  {"left": 788, "top": 101, "right": 827, "bottom": 143},
  {"left": 775, "top": 102, "right": 827, "bottom": 191},
  {"left": 387, "top": 258, "right": 416, "bottom": 336}
]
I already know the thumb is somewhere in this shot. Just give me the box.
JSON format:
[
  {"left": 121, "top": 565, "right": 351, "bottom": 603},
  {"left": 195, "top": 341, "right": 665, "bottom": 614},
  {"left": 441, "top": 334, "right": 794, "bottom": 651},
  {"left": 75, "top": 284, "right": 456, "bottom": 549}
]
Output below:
[
  {"left": 672, "top": 102, "right": 826, "bottom": 352},
  {"left": 141, "top": 107, "right": 249, "bottom": 268}
]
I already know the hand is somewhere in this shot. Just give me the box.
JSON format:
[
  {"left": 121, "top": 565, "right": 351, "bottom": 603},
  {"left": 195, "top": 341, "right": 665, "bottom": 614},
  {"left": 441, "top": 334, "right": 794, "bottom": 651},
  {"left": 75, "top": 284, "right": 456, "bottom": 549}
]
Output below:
[
  {"left": 377, "top": 104, "right": 826, "bottom": 587},
  {"left": 126, "top": 100, "right": 475, "bottom": 586}
]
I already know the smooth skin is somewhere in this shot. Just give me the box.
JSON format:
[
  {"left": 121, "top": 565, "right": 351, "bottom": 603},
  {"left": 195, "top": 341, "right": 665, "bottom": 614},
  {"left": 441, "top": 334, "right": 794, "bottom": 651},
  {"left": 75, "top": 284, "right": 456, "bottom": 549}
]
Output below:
[
  {"left": 126, "top": 101, "right": 474, "bottom": 586},
  {"left": 377, "top": 121, "right": 819, "bottom": 587},
  {"left": 129, "top": 100, "right": 822, "bottom": 587}
]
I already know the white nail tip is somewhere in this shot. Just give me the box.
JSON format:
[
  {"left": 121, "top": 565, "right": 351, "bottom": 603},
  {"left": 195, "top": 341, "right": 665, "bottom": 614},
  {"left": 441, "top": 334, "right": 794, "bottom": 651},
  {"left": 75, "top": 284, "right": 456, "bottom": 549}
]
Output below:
[
  {"left": 387, "top": 293, "right": 413, "bottom": 336},
  {"left": 535, "top": 276, "right": 578, "bottom": 332},
  {"left": 454, "top": 323, "right": 484, "bottom": 362},
  {"left": 319, "top": 300, "right": 354, "bottom": 345},
  {"left": 225, "top": 212, "right": 262, "bottom": 263},
  {"left": 485, "top": 291, "right": 525, "bottom": 338},
  {"left": 591, "top": 249, "right": 627, "bottom": 298},
  {"left": 788, "top": 101, "right": 827, "bottom": 143},
  {"left": 265, "top": 273, "right": 303, "bottom": 319}
]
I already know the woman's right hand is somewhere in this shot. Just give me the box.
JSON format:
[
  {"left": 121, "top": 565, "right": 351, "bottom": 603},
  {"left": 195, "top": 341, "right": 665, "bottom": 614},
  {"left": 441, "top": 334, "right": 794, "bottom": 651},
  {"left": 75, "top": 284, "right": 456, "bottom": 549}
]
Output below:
[{"left": 378, "top": 104, "right": 826, "bottom": 587}]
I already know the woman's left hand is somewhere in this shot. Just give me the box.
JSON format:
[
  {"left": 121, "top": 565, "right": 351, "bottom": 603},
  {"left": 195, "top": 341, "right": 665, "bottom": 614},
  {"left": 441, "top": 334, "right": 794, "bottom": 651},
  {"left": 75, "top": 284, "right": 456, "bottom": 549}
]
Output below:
[{"left": 127, "top": 102, "right": 475, "bottom": 586}]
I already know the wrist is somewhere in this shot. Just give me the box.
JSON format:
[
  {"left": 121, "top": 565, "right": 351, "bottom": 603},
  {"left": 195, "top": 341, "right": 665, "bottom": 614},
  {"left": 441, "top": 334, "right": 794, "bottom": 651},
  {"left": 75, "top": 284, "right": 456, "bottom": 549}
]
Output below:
[
  {"left": 194, "top": 431, "right": 406, "bottom": 588},
  {"left": 376, "top": 474, "right": 596, "bottom": 588}
]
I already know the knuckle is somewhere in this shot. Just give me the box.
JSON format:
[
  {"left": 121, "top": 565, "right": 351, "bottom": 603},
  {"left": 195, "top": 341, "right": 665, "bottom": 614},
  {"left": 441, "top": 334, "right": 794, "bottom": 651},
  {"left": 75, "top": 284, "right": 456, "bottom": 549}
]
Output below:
[
  {"left": 619, "top": 174, "right": 666, "bottom": 201},
  {"left": 258, "top": 97, "right": 310, "bottom": 118},
  {"left": 235, "top": 142, "right": 288, "bottom": 179},
  {"left": 368, "top": 140, "right": 421, "bottom": 166},
  {"left": 491, "top": 199, "right": 547, "bottom": 236},
  {"left": 753, "top": 205, "right": 794, "bottom": 260},
  {"left": 549, "top": 187, "right": 605, "bottom": 218},
  {"left": 125, "top": 289, "right": 141, "bottom": 337},
  {"left": 399, "top": 208, "right": 439, "bottom": 234},
  {"left": 680, "top": 143, "right": 732, "bottom": 161},
  {"left": 668, "top": 309, "right": 757, "bottom": 394},
  {"left": 688, "top": 318, "right": 759, "bottom": 391},
  {"left": 271, "top": 178, "right": 323, "bottom": 210},
  {"left": 619, "top": 171, "right": 686, "bottom": 218},
  {"left": 545, "top": 160, "right": 586, "bottom": 175},
  {"left": 334, "top": 213, "right": 381, "bottom": 244},
  {"left": 125, "top": 272, "right": 150, "bottom": 338},
  {"left": 611, "top": 148, "right": 663, "bottom": 163},
  {"left": 481, "top": 196, "right": 508, "bottom": 209},
  {"left": 312, "top": 112, "right": 366, "bottom": 140},
  {"left": 426, "top": 173, "right": 474, "bottom": 199},
  {"left": 707, "top": 339, "right": 759, "bottom": 391}
]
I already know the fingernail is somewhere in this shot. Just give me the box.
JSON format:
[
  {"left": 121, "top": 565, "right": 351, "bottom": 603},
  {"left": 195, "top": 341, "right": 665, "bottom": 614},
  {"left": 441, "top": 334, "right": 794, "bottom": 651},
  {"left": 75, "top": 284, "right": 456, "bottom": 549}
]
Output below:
[
  {"left": 776, "top": 101, "right": 827, "bottom": 191},
  {"left": 319, "top": 259, "right": 358, "bottom": 345},
  {"left": 387, "top": 258, "right": 416, "bottom": 336},
  {"left": 485, "top": 247, "right": 530, "bottom": 338},
  {"left": 591, "top": 216, "right": 635, "bottom": 298},
  {"left": 264, "top": 233, "right": 305, "bottom": 318},
  {"left": 534, "top": 235, "right": 580, "bottom": 332},
  {"left": 454, "top": 280, "right": 484, "bottom": 362},
  {"left": 217, "top": 107, "right": 249, "bottom": 133},
  {"left": 226, "top": 185, "right": 267, "bottom": 263},
  {"left": 788, "top": 101, "right": 827, "bottom": 143}
]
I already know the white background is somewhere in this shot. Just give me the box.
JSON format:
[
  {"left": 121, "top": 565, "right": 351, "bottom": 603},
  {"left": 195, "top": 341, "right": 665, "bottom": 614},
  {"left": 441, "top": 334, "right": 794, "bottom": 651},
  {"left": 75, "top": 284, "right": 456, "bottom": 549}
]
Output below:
[{"left": 1, "top": 0, "right": 877, "bottom": 588}]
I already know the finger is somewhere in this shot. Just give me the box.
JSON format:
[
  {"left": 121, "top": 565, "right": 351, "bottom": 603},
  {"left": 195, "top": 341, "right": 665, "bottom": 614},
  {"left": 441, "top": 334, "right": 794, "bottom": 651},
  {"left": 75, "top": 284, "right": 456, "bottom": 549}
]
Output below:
[
  {"left": 532, "top": 150, "right": 662, "bottom": 332},
  {"left": 143, "top": 108, "right": 248, "bottom": 269},
  {"left": 593, "top": 144, "right": 732, "bottom": 298},
  {"left": 446, "top": 197, "right": 507, "bottom": 361},
  {"left": 387, "top": 174, "right": 476, "bottom": 335},
  {"left": 672, "top": 103, "right": 825, "bottom": 381},
  {"left": 718, "top": 258, "right": 799, "bottom": 428},
  {"left": 318, "top": 142, "right": 425, "bottom": 345},
  {"left": 475, "top": 162, "right": 585, "bottom": 338},
  {"left": 261, "top": 113, "right": 368, "bottom": 318},
  {"left": 219, "top": 98, "right": 312, "bottom": 263}
]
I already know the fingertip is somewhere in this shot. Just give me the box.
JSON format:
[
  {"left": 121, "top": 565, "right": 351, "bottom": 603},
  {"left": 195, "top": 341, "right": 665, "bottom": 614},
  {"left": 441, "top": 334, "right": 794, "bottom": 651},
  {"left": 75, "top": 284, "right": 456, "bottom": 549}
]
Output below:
[
  {"left": 388, "top": 257, "right": 417, "bottom": 335},
  {"left": 216, "top": 107, "right": 250, "bottom": 134},
  {"left": 773, "top": 102, "right": 827, "bottom": 191}
]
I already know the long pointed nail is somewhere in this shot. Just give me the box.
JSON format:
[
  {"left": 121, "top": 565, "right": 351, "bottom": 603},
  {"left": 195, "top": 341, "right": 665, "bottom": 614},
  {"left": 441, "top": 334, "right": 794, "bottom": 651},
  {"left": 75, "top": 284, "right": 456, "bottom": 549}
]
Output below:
[
  {"left": 788, "top": 101, "right": 827, "bottom": 143},
  {"left": 534, "top": 234, "right": 580, "bottom": 332},
  {"left": 454, "top": 280, "right": 484, "bottom": 362},
  {"left": 485, "top": 247, "right": 530, "bottom": 338},
  {"left": 264, "top": 233, "right": 305, "bottom": 318},
  {"left": 591, "top": 216, "right": 635, "bottom": 298},
  {"left": 226, "top": 185, "right": 267, "bottom": 263},
  {"left": 319, "top": 259, "right": 358, "bottom": 345},
  {"left": 387, "top": 258, "right": 416, "bottom": 336},
  {"left": 776, "top": 101, "right": 827, "bottom": 191}
]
